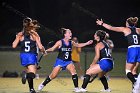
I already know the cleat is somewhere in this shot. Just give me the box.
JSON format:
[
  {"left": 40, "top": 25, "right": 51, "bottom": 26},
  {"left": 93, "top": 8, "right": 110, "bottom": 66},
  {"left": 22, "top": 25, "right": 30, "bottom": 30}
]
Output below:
[
  {"left": 133, "top": 74, "right": 140, "bottom": 93},
  {"left": 74, "top": 87, "right": 81, "bottom": 92},
  {"left": 79, "top": 88, "right": 87, "bottom": 92},
  {"left": 21, "top": 71, "right": 26, "bottom": 84},
  {"left": 37, "top": 83, "right": 45, "bottom": 92},
  {"left": 30, "top": 89, "right": 36, "bottom": 93},
  {"left": 100, "top": 88, "right": 111, "bottom": 92}
]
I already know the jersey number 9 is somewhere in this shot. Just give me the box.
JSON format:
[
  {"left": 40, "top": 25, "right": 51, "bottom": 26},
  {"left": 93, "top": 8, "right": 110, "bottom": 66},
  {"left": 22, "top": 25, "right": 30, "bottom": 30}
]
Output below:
[{"left": 65, "top": 52, "right": 69, "bottom": 59}]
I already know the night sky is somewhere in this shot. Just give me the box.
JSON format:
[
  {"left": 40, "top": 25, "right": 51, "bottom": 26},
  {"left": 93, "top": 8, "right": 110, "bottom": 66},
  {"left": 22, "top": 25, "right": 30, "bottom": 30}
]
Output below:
[{"left": 0, "top": 0, "right": 139, "bottom": 48}]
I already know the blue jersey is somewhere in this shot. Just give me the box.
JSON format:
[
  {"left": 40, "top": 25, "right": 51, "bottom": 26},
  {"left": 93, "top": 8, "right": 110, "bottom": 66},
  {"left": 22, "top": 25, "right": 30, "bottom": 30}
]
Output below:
[
  {"left": 20, "top": 34, "right": 38, "bottom": 67},
  {"left": 20, "top": 34, "right": 37, "bottom": 54},
  {"left": 57, "top": 39, "right": 72, "bottom": 61},
  {"left": 97, "top": 41, "right": 114, "bottom": 72},
  {"left": 125, "top": 26, "right": 140, "bottom": 63},
  {"left": 99, "top": 41, "right": 112, "bottom": 60}
]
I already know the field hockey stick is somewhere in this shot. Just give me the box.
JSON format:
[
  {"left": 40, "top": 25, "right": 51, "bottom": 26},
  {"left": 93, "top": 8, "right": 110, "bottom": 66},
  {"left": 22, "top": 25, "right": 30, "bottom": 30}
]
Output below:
[
  {"left": 89, "top": 74, "right": 98, "bottom": 83},
  {"left": 72, "top": 2, "right": 108, "bottom": 25},
  {"left": 37, "top": 41, "right": 54, "bottom": 70},
  {"left": 2, "top": 2, "right": 61, "bottom": 39},
  {"left": 72, "top": 2, "right": 100, "bottom": 20}
]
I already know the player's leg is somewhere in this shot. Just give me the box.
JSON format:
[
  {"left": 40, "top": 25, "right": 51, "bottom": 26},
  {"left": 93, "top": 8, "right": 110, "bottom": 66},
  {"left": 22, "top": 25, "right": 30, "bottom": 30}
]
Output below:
[
  {"left": 126, "top": 47, "right": 137, "bottom": 84},
  {"left": 132, "top": 62, "right": 139, "bottom": 79},
  {"left": 98, "top": 59, "right": 113, "bottom": 92},
  {"left": 21, "top": 69, "right": 27, "bottom": 84},
  {"left": 20, "top": 53, "right": 28, "bottom": 84},
  {"left": 98, "top": 72, "right": 111, "bottom": 92},
  {"left": 67, "top": 63, "right": 80, "bottom": 92},
  {"left": 81, "top": 64, "right": 102, "bottom": 92},
  {"left": 26, "top": 65, "right": 37, "bottom": 93},
  {"left": 126, "top": 63, "right": 136, "bottom": 84},
  {"left": 20, "top": 53, "right": 37, "bottom": 93},
  {"left": 38, "top": 66, "right": 61, "bottom": 91}
]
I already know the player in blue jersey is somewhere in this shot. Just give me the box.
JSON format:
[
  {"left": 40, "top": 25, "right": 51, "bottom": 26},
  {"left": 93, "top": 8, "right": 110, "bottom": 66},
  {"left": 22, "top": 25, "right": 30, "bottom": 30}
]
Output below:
[
  {"left": 96, "top": 17, "right": 140, "bottom": 93},
  {"left": 80, "top": 30, "right": 114, "bottom": 92},
  {"left": 12, "top": 18, "right": 45, "bottom": 93},
  {"left": 38, "top": 28, "right": 93, "bottom": 92}
]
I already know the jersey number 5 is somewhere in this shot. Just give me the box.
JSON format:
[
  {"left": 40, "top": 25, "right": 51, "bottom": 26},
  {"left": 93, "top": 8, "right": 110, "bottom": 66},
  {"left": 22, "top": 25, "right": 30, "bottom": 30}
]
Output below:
[{"left": 25, "top": 41, "right": 30, "bottom": 52}]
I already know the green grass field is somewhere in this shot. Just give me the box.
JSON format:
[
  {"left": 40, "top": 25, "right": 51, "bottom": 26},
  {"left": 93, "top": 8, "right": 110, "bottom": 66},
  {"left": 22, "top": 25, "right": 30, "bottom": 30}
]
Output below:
[
  {"left": 0, "top": 77, "right": 132, "bottom": 93},
  {"left": 0, "top": 50, "right": 136, "bottom": 93},
  {"left": 0, "top": 51, "right": 127, "bottom": 77}
]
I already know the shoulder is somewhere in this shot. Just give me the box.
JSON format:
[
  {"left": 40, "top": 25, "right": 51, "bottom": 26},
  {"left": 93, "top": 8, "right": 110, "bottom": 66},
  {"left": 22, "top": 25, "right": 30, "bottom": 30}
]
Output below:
[
  {"left": 95, "top": 42, "right": 103, "bottom": 49},
  {"left": 136, "top": 28, "right": 140, "bottom": 34},
  {"left": 56, "top": 40, "right": 62, "bottom": 45},
  {"left": 122, "top": 27, "right": 132, "bottom": 35}
]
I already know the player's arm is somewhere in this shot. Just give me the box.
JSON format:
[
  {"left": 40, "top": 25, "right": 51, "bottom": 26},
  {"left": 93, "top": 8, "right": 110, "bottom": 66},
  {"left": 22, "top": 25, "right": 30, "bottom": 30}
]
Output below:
[
  {"left": 12, "top": 32, "right": 22, "bottom": 48},
  {"left": 72, "top": 40, "right": 93, "bottom": 48},
  {"left": 90, "top": 44, "right": 100, "bottom": 66},
  {"left": 35, "top": 35, "right": 45, "bottom": 53},
  {"left": 46, "top": 40, "right": 61, "bottom": 52},
  {"left": 96, "top": 19, "right": 125, "bottom": 33}
]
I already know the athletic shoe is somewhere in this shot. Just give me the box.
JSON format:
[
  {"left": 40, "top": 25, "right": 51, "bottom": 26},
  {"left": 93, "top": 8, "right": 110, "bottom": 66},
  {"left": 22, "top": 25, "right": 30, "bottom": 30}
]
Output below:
[
  {"left": 37, "top": 83, "right": 45, "bottom": 92},
  {"left": 132, "top": 88, "right": 140, "bottom": 93},
  {"left": 30, "top": 89, "right": 36, "bottom": 93},
  {"left": 79, "top": 88, "right": 87, "bottom": 92},
  {"left": 133, "top": 74, "right": 140, "bottom": 93},
  {"left": 21, "top": 71, "right": 26, "bottom": 84},
  {"left": 100, "top": 88, "right": 111, "bottom": 92},
  {"left": 74, "top": 87, "right": 81, "bottom": 92}
]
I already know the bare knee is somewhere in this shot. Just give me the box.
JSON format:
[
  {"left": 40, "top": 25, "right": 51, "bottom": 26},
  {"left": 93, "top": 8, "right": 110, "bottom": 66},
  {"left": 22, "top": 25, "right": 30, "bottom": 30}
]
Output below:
[{"left": 86, "top": 69, "right": 92, "bottom": 75}]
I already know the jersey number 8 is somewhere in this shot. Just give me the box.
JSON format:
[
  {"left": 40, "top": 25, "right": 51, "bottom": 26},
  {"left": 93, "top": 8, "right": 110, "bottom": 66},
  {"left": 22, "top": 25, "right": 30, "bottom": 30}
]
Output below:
[{"left": 133, "top": 35, "right": 138, "bottom": 44}]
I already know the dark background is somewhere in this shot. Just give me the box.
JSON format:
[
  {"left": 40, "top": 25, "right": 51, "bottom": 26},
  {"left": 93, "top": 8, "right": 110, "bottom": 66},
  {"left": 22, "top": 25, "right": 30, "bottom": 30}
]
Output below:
[{"left": 0, "top": 0, "right": 139, "bottom": 48}]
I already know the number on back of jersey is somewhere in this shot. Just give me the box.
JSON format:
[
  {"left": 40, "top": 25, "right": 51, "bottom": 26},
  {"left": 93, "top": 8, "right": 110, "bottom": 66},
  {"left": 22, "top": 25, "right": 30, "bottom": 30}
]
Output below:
[
  {"left": 25, "top": 41, "right": 30, "bottom": 52},
  {"left": 133, "top": 35, "right": 139, "bottom": 44},
  {"left": 105, "top": 48, "right": 111, "bottom": 57}
]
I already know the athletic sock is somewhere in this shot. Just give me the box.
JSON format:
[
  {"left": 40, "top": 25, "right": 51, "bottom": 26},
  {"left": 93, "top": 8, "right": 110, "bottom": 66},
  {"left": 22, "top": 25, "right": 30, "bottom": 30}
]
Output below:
[
  {"left": 127, "top": 72, "right": 136, "bottom": 84},
  {"left": 72, "top": 74, "right": 78, "bottom": 88},
  {"left": 42, "top": 76, "right": 51, "bottom": 86},
  {"left": 82, "top": 74, "right": 91, "bottom": 89},
  {"left": 27, "top": 72, "right": 35, "bottom": 90},
  {"left": 100, "top": 76, "right": 109, "bottom": 90}
]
